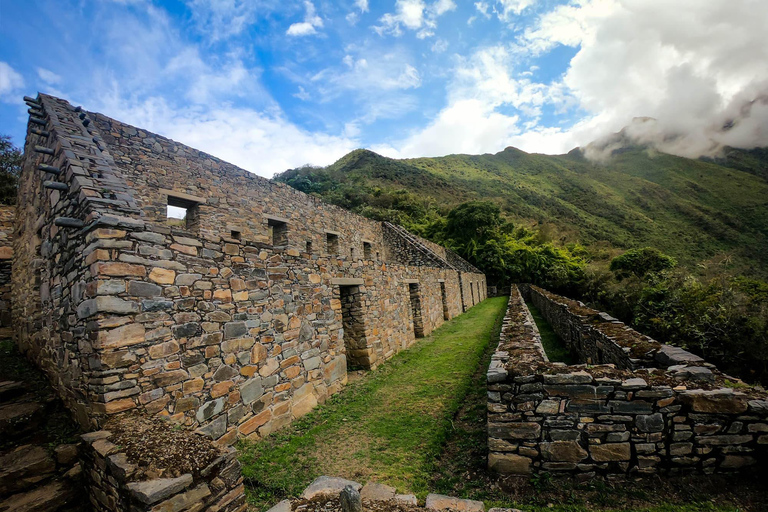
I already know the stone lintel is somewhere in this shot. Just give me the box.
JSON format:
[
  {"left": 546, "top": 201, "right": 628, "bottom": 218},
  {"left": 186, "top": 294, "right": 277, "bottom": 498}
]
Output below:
[
  {"left": 331, "top": 278, "right": 364, "bottom": 286},
  {"left": 438, "top": 279, "right": 445, "bottom": 283},
  {"left": 403, "top": 279, "right": 419, "bottom": 284},
  {"left": 265, "top": 214, "right": 290, "bottom": 224},
  {"left": 325, "top": 229, "right": 341, "bottom": 236},
  {"left": 160, "top": 188, "right": 206, "bottom": 204}
]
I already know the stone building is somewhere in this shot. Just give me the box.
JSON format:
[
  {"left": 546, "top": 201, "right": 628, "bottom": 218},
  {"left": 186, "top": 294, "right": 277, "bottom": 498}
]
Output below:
[{"left": 13, "top": 93, "right": 486, "bottom": 444}]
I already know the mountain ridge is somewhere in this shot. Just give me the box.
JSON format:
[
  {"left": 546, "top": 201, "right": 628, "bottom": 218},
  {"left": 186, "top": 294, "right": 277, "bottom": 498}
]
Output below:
[{"left": 276, "top": 144, "right": 768, "bottom": 276}]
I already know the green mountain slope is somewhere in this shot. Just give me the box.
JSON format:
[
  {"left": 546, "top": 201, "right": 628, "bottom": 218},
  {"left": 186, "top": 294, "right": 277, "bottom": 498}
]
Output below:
[{"left": 276, "top": 146, "right": 768, "bottom": 275}]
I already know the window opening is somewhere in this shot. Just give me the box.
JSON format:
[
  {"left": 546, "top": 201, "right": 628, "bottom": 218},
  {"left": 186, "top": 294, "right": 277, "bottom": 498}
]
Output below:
[
  {"left": 268, "top": 218, "right": 288, "bottom": 246},
  {"left": 363, "top": 242, "right": 372, "bottom": 260},
  {"left": 408, "top": 283, "right": 425, "bottom": 338},
  {"left": 326, "top": 233, "right": 339, "bottom": 254}
]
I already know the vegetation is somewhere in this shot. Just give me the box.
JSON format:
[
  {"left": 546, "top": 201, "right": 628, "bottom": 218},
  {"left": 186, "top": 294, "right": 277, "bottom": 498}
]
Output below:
[
  {"left": 524, "top": 300, "right": 575, "bottom": 364},
  {"left": 239, "top": 297, "right": 508, "bottom": 509},
  {"left": 277, "top": 146, "right": 768, "bottom": 385},
  {"left": 276, "top": 146, "right": 768, "bottom": 276},
  {"left": 0, "top": 135, "right": 21, "bottom": 205}
]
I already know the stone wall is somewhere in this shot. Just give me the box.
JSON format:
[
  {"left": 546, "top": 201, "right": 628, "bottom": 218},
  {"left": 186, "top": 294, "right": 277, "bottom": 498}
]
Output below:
[
  {"left": 487, "top": 286, "right": 768, "bottom": 477},
  {"left": 13, "top": 93, "right": 485, "bottom": 447},
  {"left": 0, "top": 205, "right": 13, "bottom": 329},
  {"left": 80, "top": 417, "right": 245, "bottom": 512}
]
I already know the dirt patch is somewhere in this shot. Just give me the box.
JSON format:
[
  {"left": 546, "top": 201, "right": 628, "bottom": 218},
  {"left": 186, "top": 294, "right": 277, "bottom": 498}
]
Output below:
[{"left": 105, "top": 414, "right": 222, "bottom": 480}]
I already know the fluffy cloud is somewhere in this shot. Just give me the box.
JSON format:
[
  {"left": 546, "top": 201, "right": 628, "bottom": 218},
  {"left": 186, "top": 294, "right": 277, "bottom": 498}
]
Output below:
[
  {"left": 94, "top": 95, "right": 357, "bottom": 176},
  {"left": 391, "top": 0, "right": 768, "bottom": 159},
  {"left": 286, "top": 1, "right": 324, "bottom": 36},
  {"left": 0, "top": 62, "right": 24, "bottom": 103},
  {"left": 375, "top": 0, "right": 456, "bottom": 38},
  {"left": 36, "top": 68, "right": 62, "bottom": 85}
]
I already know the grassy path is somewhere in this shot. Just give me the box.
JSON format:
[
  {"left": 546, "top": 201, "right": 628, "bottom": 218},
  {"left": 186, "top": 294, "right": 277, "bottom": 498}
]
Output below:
[
  {"left": 523, "top": 299, "right": 575, "bottom": 364},
  {"left": 239, "top": 296, "right": 508, "bottom": 509}
]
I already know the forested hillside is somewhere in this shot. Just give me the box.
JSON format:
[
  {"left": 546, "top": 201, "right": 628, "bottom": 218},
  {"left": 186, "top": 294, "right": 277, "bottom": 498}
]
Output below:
[{"left": 277, "top": 146, "right": 768, "bottom": 276}]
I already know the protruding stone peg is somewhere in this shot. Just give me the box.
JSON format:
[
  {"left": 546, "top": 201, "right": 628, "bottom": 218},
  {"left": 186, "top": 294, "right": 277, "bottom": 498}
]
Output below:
[
  {"left": 54, "top": 217, "right": 84, "bottom": 228},
  {"left": 44, "top": 181, "right": 69, "bottom": 191},
  {"left": 25, "top": 100, "right": 39, "bottom": 107},
  {"left": 34, "top": 145, "right": 54, "bottom": 155},
  {"left": 38, "top": 164, "right": 61, "bottom": 175},
  {"left": 79, "top": 112, "right": 86, "bottom": 120},
  {"left": 82, "top": 119, "right": 90, "bottom": 127},
  {"left": 31, "top": 129, "right": 49, "bottom": 137},
  {"left": 27, "top": 108, "right": 42, "bottom": 115},
  {"left": 23, "top": 96, "right": 38, "bottom": 103},
  {"left": 30, "top": 117, "right": 47, "bottom": 126},
  {"left": 74, "top": 106, "right": 82, "bottom": 112}
]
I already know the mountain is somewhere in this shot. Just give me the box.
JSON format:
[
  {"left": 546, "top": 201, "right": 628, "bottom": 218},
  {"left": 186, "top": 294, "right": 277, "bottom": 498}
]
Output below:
[{"left": 275, "top": 145, "right": 768, "bottom": 276}]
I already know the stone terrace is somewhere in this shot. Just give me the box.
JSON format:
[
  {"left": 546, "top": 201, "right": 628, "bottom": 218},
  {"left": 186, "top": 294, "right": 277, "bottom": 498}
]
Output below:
[{"left": 487, "top": 285, "right": 768, "bottom": 477}]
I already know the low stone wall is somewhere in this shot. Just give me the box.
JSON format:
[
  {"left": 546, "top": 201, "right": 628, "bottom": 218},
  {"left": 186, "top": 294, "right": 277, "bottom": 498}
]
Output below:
[
  {"left": 487, "top": 285, "right": 768, "bottom": 477},
  {"left": 522, "top": 285, "right": 705, "bottom": 370},
  {"left": 80, "top": 416, "right": 246, "bottom": 512}
]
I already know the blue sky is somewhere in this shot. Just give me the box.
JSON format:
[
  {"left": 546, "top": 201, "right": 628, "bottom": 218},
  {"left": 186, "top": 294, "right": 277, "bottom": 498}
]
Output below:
[{"left": 1, "top": 0, "right": 767, "bottom": 176}]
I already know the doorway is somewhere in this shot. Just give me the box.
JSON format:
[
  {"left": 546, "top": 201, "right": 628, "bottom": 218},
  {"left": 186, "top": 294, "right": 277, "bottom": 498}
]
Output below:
[
  {"left": 339, "top": 285, "right": 371, "bottom": 368},
  {"left": 439, "top": 281, "right": 449, "bottom": 321},
  {"left": 408, "top": 283, "right": 425, "bottom": 338}
]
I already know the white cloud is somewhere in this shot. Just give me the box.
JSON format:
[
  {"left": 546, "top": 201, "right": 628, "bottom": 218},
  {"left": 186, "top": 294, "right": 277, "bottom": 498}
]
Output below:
[
  {"left": 431, "top": 39, "right": 449, "bottom": 53},
  {"left": 388, "top": 0, "right": 768, "bottom": 159},
  {"left": 474, "top": 2, "right": 491, "bottom": 18},
  {"left": 493, "top": 0, "right": 537, "bottom": 20},
  {"left": 185, "top": 0, "right": 276, "bottom": 41},
  {"left": 95, "top": 95, "right": 356, "bottom": 176},
  {"left": 294, "top": 86, "right": 310, "bottom": 101},
  {"left": 36, "top": 68, "right": 62, "bottom": 85},
  {"left": 355, "top": 0, "right": 369, "bottom": 12},
  {"left": 0, "top": 62, "right": 24, "bottom": 103},
  {"left": 375, "top": 0, "right": 455, "bottom": 38},
  {"left": 287, "top": 1, "right": 324, "bottom": 36}
]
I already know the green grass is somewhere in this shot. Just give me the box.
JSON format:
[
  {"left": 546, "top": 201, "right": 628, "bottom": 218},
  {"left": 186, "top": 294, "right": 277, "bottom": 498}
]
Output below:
[
  {"left": 523, "top": 299, "right": 576, "bottom": 364},
  {"left": 238, "top": 296, "right": 508, "bottom": 509}
]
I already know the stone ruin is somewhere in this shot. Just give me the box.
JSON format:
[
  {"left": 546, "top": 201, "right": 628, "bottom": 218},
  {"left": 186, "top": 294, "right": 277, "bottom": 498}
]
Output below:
[
  {"left": 5, "top": 93, "right": 487, "bottom": 511},
  {"left": 487, "top": 285, "right": 768, "bottom": 477}
]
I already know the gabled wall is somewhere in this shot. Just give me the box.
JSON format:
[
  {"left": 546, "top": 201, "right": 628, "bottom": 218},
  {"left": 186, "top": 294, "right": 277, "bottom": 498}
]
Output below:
[{"left": 13, "top": 94, "right": 486, "bottom": 443}]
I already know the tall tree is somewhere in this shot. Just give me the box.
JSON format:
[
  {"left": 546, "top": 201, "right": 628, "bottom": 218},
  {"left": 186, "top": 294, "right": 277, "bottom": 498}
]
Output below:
[{"left": 0, "top": 135, "right": 21, "bottom": 205}]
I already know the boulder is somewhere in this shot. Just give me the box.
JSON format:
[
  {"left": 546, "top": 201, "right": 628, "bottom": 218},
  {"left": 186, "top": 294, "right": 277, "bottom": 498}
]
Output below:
[
  {"left": 301, "top": 476, "right": 361, "bottom": 499},
  {"left": 425, "top": 494, "right": 484, "bottom": 512}
]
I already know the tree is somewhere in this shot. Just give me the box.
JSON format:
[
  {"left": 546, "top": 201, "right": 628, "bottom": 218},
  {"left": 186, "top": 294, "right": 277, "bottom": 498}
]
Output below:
[
  {"left": 609, "top": 247, "right": 676, "bottom": 279},
  {"left": 0, "top": 135, "right": 21, "bottom": 205},
  {"left": 443, "top": 201, "right": 505, "bottom": 250}
]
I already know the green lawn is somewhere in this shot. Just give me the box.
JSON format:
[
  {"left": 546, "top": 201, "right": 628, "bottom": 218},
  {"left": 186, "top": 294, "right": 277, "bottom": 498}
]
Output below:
[
  {"left": 523, "top": 299, "right": 576, "bottom": 364},
  {"left": 239, "top": 296, "right": 508, "bottom": 509},
  {"left": 238, "top": 295, "right": 765, "bottom": 512}
]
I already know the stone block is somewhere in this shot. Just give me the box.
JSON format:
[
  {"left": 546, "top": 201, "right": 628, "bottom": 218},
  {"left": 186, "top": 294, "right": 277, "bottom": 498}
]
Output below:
[
  {"left": 636, "top": 413, "right": 664, "bottom": 432},
  {"left": 540, "top": 441, "right": 588, "bottom": 462},
  {"left": 680, "top": 390, "right": 748, "bottom": 414},
  {"left": 488, "top": 453, "right": 531, "bottom": 474},
  {"left": 589, "top": 443, "right": 631, "bottom": 462},
  {"left": 301, "top": 476, "right": 362, "bottom": 499},
  {"left": 126, "top": 474, "right": 193, "bottom": 505},
  {"left": 488, "top": 422, "right": 541, "bottom": 440},
  {"left": 361, "top": 483, "right": 396, "bottom": 502},
  {"left": 425, "top": 494, "right": 484, "bottom": 512}
]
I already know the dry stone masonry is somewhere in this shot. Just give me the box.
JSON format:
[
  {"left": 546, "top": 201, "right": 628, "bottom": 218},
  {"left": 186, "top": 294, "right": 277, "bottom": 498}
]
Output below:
[
  {"left": 487, "top": 285, "right": 768, "bottom": 478},
  {"left": 11, "top": 93, "right": 486, "bottom": 510}
]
